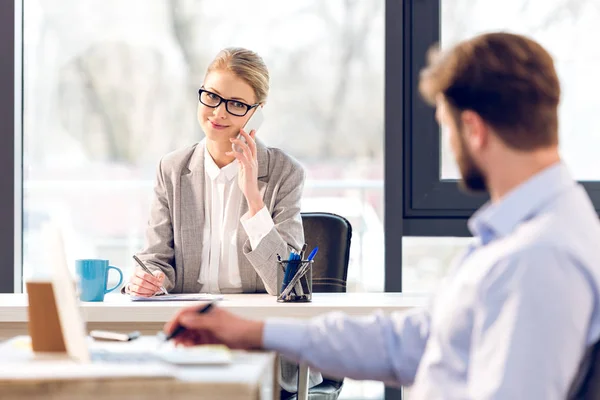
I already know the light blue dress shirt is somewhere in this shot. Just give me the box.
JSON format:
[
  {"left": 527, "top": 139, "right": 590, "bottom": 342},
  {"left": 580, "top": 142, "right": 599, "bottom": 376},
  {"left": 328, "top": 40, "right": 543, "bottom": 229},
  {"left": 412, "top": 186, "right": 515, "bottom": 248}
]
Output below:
[{"left": 263, "top": 163, "right": 600, "bottom": 399}]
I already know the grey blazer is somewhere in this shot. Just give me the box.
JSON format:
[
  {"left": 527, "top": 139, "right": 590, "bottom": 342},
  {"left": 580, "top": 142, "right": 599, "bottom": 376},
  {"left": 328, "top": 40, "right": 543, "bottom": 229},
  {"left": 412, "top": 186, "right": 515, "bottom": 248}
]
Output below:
[{"left": 136, "top": 139, "right": 305, "bottom": 295}]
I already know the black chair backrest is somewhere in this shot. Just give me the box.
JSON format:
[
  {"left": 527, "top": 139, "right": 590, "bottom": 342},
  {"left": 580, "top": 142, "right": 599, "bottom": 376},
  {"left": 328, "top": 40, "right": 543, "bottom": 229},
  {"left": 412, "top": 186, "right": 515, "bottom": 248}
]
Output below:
[
  {"left": 568, "top": 339, "right": 600, "bottom": 399},
  {"left": 301, "top": 212, "right": 352, "bottom": 293}
]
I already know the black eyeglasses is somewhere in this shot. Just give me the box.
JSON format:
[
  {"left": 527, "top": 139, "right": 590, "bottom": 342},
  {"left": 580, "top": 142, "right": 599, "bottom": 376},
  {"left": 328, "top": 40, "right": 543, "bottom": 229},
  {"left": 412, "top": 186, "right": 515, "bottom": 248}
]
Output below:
[{"left": 198, "top": 88, "right": 258, "bottom": 117}]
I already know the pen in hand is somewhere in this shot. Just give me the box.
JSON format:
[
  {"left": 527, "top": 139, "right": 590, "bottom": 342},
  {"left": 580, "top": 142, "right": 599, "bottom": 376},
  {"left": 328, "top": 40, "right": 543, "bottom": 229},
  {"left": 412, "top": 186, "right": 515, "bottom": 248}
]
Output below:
[
  {"left": 164, "top": 302, "right": 214, "bottom": 341},
  {"left": 132, "top": 255, "right": 168, "bottom": 295}
]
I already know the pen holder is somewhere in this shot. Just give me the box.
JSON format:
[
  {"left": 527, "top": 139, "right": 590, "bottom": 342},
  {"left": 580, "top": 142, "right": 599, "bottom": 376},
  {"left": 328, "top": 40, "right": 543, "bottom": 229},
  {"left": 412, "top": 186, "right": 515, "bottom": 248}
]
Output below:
[{"left": 277, "top": 259, "right": 313, "bottom": 303}]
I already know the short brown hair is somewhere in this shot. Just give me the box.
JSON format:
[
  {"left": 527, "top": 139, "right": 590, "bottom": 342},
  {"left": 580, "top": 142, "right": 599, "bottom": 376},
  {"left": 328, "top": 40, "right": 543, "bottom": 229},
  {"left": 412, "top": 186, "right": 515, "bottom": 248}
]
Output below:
[
  {"left": 207, "top": 47, "right": 270, "bottom": 104},
  {"left": 419, "top": 32, "right": 560, "bottom": 150}
]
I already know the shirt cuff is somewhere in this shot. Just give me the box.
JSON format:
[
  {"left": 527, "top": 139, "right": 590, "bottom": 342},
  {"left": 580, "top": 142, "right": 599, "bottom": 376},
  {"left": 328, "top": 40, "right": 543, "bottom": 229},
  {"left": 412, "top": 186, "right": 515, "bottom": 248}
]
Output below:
[
  {"left": 241, "top": 206, "right": 275, "bottom": 250},
  {"left": 263, "top": 318, "right": 309, "bottom": 357}
]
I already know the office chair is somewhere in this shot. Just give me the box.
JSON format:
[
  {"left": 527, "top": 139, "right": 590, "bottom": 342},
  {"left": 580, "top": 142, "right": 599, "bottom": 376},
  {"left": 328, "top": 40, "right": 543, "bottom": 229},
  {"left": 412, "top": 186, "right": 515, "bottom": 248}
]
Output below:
[
  {"left": 281, "top": 212, "right": 352, "bottom": 400},
  {"left": 568, "top": 338, "right": 600, "bottom": 399}
]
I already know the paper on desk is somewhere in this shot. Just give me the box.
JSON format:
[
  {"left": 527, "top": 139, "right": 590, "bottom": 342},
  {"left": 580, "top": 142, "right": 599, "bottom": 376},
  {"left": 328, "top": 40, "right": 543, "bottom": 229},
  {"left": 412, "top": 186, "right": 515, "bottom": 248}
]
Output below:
[
  {"left": 129, "top": 293, "right": 224, "bottom": 302},
  {"left": 0, "top": 361, "right": 175, "bottom": 381}
]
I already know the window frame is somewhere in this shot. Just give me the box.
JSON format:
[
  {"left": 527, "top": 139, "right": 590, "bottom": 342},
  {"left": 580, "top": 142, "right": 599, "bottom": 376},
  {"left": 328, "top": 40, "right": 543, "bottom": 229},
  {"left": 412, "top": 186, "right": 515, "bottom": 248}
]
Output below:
[
  {"left": 1, "top": 0, "right": 19, "bottom": 293},
  {"left": 402, "top": 0, "right": 486, "bottom": 239},
  {"left": 384, "top": 0, "right": 405, "bottom": 398}
]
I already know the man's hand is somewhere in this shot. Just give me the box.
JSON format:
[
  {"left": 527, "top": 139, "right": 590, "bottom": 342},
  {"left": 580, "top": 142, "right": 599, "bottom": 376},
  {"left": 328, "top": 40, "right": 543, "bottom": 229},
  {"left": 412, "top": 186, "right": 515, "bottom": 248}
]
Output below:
[{"left": 163, "top": 305, "right": 265, "bottom": 349}]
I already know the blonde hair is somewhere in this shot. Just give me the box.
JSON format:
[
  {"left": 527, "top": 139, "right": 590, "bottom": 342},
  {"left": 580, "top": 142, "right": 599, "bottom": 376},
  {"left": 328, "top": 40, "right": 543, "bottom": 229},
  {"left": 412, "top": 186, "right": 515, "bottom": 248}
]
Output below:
[{"left": 206, "top": 47, "right": 270, "bottom": 104}]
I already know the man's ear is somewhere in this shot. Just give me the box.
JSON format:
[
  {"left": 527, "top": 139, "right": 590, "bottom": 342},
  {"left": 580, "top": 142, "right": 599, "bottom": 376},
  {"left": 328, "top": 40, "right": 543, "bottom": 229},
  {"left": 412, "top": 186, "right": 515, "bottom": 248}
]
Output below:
[{"left": 461, "top": 110, "right": 488, "bottom": 150}]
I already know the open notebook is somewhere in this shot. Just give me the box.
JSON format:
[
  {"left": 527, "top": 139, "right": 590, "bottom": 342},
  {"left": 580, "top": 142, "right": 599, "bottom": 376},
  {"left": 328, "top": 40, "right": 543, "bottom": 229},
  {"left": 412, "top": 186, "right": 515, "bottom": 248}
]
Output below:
[{"left": 129, "top": 293, "right": 224, "bottom": 302}]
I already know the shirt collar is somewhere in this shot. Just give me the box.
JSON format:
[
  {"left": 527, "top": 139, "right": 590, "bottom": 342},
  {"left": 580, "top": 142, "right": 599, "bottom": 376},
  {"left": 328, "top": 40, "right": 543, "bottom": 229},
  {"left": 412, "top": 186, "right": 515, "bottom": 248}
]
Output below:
[
  {"left": 204, "top": 145, "right": 239, "bottom": 182},
  {"left": 468, "top": 162, "right": 575, "bottom": 243}
]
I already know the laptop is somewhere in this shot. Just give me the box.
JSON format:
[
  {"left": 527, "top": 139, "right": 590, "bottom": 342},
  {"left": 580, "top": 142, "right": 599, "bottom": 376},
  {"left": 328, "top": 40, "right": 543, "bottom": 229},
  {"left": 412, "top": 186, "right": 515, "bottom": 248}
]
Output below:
[{"left": 45, "top": 223, "right": 232, "bottom": 366}]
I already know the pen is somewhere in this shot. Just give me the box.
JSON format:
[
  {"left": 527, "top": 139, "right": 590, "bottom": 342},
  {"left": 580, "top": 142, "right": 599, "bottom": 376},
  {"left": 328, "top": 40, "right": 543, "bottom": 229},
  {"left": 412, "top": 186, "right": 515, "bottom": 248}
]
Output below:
[
  {"left": 290, "top": 252, "right": 301, "bottom": 282},
  {"left": 280, "top": 250, "right": 297, "bottom": 293},
  {"left": 307, "top": 246, "right": 319, "bottom": 261},
  {"left": 281, "top": 247, "right": 319, "bottom": 299},
  {"left": 300, "top": 243, "right": 307, "bottom": 260},
  {"left": 291, "top": 253, "right": 302, "bottom": 296},
  {"left": 132, "top": 255, "right": 168, "bottom": 295},
  {"left": 164, "top": 302, "right": 214, "bottom": 341},
  {"left": 295, "top": 246, "right": 307, "bottom": 297},
  {"left": 279, "top": 259, "right": 310, "bottom": 300}
]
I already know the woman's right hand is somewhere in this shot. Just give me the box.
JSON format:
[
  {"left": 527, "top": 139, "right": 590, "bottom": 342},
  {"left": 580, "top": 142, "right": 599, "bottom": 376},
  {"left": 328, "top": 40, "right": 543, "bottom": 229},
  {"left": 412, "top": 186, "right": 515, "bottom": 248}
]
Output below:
[{"left": 127, "top": 267, "right": 165, "bottom": 297}]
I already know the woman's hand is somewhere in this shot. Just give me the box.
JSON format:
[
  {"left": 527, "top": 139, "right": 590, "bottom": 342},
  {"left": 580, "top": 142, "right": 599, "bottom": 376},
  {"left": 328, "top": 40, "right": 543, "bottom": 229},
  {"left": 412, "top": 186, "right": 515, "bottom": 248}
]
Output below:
[
  {"left": 227, "top": 129, "right": 264, "bottom": 216},
  {"left": 127, "top": 267, "right": 165, "bottom": 297}
]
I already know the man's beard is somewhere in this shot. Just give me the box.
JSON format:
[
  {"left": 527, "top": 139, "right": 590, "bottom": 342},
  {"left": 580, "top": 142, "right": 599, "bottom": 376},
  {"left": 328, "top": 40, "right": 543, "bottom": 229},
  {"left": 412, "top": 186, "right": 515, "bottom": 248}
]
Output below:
[{"left": 456, "top": 132, "right": 487, "bottom": 192}]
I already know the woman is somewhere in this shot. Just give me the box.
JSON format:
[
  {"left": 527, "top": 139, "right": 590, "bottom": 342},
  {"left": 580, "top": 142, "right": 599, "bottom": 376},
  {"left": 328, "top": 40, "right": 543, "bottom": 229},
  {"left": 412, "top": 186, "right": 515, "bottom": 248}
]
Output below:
[{"left": 125, "top": 48, "right": 305, "bottom": 297}]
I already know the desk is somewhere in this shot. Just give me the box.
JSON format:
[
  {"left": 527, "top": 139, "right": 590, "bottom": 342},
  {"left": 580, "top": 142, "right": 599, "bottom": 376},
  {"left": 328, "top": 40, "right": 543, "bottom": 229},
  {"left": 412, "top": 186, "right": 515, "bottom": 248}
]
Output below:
[
  {"left": 0, "top": 293, "right": 427, "bottom": 339},
  {"left": 0, "top": 337, "right": 277, "bottom": 400},
  {"left": 0, "top": 293, "right": 427, "bottom": 400}
]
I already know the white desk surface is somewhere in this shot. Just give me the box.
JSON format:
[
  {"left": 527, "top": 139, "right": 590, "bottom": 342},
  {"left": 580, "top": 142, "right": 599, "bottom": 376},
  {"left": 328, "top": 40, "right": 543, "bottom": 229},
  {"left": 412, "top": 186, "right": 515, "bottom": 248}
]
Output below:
[{"left": 0, "top": 292, "right": 427, "bottom": 322}]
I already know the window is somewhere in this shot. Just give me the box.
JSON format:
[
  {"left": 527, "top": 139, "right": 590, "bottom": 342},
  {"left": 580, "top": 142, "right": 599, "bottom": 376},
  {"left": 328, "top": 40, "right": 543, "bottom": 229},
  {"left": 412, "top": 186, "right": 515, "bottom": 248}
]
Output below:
[
  {"left": 402, "top": 236, "right": 471, "bottom": 293},
  {"left": 404, "top": 0, "right": 600, "bottom": 239},
  {"left": 22, "top": 0, "right": 384, "bottom": 294},
  {"left": 441, "top": 0, "right": 600, "bottom": 182}
]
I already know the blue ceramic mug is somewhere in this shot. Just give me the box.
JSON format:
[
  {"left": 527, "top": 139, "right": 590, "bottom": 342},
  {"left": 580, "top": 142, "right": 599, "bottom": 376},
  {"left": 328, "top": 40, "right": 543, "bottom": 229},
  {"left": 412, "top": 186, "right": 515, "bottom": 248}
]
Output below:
[{"left": 75, "top": 259, "right": 123, "bottom": 302}]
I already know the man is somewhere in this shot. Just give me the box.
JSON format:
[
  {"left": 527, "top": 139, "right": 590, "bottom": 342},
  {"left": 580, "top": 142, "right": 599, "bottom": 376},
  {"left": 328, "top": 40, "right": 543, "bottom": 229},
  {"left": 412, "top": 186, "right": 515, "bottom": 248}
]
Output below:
[{"left": 164, "top": 33, "right": 600, "bottom": 399}]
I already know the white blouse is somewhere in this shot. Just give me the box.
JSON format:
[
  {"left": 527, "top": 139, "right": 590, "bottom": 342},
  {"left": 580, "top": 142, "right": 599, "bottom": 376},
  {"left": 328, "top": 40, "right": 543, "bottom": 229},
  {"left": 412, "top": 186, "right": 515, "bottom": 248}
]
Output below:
[{"left": 198, "top": 144, "right": 274, "bottom": 293}]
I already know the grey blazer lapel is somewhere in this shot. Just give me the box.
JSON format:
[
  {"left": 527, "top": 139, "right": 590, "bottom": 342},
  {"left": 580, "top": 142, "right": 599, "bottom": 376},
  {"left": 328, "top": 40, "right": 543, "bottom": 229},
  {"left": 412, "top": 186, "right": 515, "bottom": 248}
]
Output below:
[
  {"left": 238, "top": 140, "right": 269, "bottom": 292},
  {"left": 180, "top": 143, "right": 205, "bottom": 293}
]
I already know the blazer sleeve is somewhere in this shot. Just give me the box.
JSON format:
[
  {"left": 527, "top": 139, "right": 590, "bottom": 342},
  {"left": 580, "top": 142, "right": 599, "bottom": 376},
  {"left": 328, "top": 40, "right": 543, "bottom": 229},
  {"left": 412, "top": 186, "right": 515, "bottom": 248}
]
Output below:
[
  {"left": 242, "top": 163, "right": 306, "bottom": 295},
  {"left": 135, "top": 157, "right": 177, "bottom": 291}
]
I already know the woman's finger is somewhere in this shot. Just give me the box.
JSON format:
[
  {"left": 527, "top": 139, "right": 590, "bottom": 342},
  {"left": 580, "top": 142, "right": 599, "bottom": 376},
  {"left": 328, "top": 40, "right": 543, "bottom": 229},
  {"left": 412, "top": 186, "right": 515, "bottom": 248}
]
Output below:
[
  {"left": 230, "top": 136, "right": 250, "bottom": 156},
  {"left": 239, "top": 129, "right": 257, "bottom": 159},
  {"left": 129, "top": 284, "right": 155, "bottom": 296},
  {"left": 229, "top": 136, "right": 253, "bottom": 166},
  {"left": 152, "top": 270, "right": 165, "bottom": 284},
  {"left": 131, "top": 274, "right": 159, "bottom": 291},
  {"left": 226, "top": 150, "right": 251, "bottom": 167},
  {"left": 240, "top": 141, "right": 253, "bottom": 164},
  {"left": 135, "top": 268, "right": 161, "bottom": 287}
]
